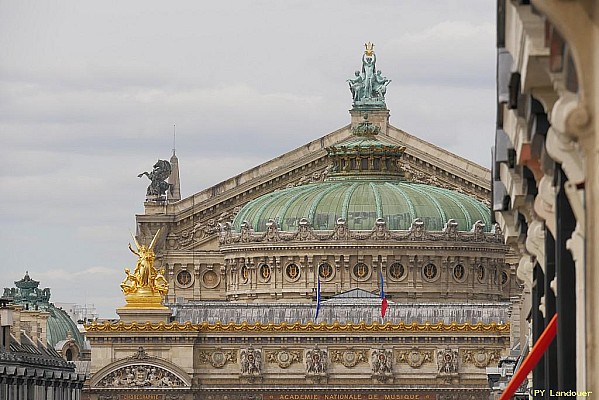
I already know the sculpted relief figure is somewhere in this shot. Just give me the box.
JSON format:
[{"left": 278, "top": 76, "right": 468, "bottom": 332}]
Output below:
[
  {"left": 371, "top": 348, "right": 393, "bottom": 378},
  {"left": 306, "top": 346, "right": 328, "bottom": 375},
  {"left": 97, "top": 365, "right": 184, "bottom": 388},
  {"left": 240, "top": 346, "right": 262, "bottom": 376},
  {"left": 437, "top": 348, "right": 459, "bottom": 375}
]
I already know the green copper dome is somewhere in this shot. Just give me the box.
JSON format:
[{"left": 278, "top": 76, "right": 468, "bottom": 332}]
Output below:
[
  {"left": 233, "top": 180, "right": 491, "bottom": 233},
  {"left": 3, "top": 272, "right": 86, "bottom": 349},
  {"left": 233, "top": 114, "right": 490, "bottom": 234}
]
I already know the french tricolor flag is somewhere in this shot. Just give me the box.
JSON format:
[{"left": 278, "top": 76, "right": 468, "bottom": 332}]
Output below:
[{"left": 380, "top": 271, "right": 388, "bottom": 319}]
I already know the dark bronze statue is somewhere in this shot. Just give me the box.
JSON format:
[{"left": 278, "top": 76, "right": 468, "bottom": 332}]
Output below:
[{"left": 138, "top": 160, "right": 173, "bottom": 198}]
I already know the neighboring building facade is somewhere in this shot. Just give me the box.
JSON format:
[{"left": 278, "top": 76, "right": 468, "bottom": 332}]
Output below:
[
  {"left": 0, "top": 297, "right": 86, "bottom": 400},
  {"left": 2, "top": 272, "right": 90, "bottom": 364},
  {"left": 85, "top": 47, "right": 521, "bottom": 399},
  {"left": 491, "top": 0, "right": 599, "bottom": 397}
]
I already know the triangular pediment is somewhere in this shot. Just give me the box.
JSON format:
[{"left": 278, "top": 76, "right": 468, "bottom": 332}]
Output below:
[{"left": 136, "top": 120, "right": 490, "bottom": 251}]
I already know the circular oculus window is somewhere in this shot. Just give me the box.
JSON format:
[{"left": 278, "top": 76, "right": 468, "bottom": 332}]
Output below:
[
  {"left": 422, "top": 263, "right": 439, "bottom": 282},
  {"left": 351, "top": 262, "right": 371, "bottom": 281},
  {"left": 452, "top": 264, "right": 467, "bottom": 282},
  {"left": 388, "top": 262, "right": 406, "bottom": 281},
  {"left": 259, "top": 263, "right": 271, "bottom": 282},
  {"left": 175, "top": 270, "right": 193, "bottom": 288},
  {"left": 285, "top": 263, "right": 301, "bottom": 281},
  {"left": 318, "top": 262, "right": 334, "bottom": 281}
]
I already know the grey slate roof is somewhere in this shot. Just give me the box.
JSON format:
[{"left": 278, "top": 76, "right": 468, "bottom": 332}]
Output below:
[{"left": 170, "top": 300, "right": 510, "bottom": 325}]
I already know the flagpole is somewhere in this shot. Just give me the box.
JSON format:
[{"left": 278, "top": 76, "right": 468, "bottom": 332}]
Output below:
[
  {"left": 314, "top": 276, "right": 321, "bottom": 322},
  {"left": 380, "top": 271, "right": 388, "bottom": 320}
]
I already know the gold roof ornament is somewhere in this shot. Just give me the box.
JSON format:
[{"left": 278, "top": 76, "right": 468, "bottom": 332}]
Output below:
[
  {"left": 120, "top": 229, "right": 168, "bottom": 309},
  {"left": 364, "top": 41, "right": 375, "bottom": 56}
]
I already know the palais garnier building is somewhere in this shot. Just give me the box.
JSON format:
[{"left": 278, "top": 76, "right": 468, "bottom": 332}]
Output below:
[{"left": 84, "top": 45, "right": 520, "bottom": 400}]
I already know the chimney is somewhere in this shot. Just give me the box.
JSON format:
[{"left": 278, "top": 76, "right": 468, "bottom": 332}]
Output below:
[{"left": 0, "top": 298, "right": 13, "bottom": 350}]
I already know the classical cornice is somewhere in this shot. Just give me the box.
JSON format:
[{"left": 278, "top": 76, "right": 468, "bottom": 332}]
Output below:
[
  {"left": 219, "top": 218, "right": 504, "bottom": 250},
  {"left": 85, "top": 320, "right": 509, "bottom": 334}
]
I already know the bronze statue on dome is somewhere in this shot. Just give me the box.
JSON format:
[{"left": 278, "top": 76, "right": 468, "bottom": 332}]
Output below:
[{"left": 347, "top": 42, "right": 391, "bottom": 108}]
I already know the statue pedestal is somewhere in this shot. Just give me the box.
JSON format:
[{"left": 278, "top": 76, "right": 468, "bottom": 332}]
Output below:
[
  {"left": 350, "top": 108, "right": 390, "bottom": 135},
  {"left": 116, "top": 291, "right": 171, "bottom": 323},
  {"left": 116, "top": 307, "right": 172, "bottom": 324}
]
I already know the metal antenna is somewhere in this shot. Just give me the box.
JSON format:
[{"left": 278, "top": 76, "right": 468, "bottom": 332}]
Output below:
[{"left": 173, "top": 124, "right": 176, "bottom": 156}]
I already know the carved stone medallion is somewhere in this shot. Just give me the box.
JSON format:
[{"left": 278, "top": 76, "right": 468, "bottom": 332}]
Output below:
[
  {"left": 452, "top": 264, "right": 466, "bottom": 282},
  {"left": 388, "top": 262, "right": 406, "bottom": 281},
  {"left": 331, "top": 349, "right": 368, "bottom": 368},
  {"left": 351, "top": 262, "right": 370, "bottom": 281},
  {"left": 259, "top": 263, "right": 271, "bottom": 282},
  {"left": 201, "top": 270, "right": 220, "bottom": 289},
  {"left": 197, "top": 349, "right": 236, "bottom": 368},
  {"left": 175, "top": 270, "right": 193, "bottom": 288},
  {"left": 266, "top": 349, "right": 302, "bottom": 369},
  {"left": 318, "top": 262, "right": 334, "bottom": 281},
  {"left": 462, "top": 349, "right": 500, "bottom": 368},
  {"left": 396, "top": 348, "right": 433, "bottom": 368},
  {"left": 285, "top": 263, "right": 301, "bottom": 282}
]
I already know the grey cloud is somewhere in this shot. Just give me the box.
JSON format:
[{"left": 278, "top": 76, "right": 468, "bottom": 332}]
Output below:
[{"left": 0, "top": 1, "right": 497, "bottom": 317}]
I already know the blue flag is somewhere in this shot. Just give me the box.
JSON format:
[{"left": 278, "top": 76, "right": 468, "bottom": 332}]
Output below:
[{"left": 314, "top": 277, "right": 321, "bottom": 322}]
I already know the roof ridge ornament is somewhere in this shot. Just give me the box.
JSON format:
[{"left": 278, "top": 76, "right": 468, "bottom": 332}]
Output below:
[{"left": 347, "top": 43, "right": 391, "bottom": 109}]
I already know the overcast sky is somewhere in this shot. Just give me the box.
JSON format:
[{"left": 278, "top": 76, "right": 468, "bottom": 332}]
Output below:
[{"left": 0, "top": 1, "right": 496, "bottom": 318}]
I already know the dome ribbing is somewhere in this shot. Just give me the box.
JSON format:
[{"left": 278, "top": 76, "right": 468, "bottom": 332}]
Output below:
[{"left": 233, "top": 180, "right": 491, "bottom": 233}]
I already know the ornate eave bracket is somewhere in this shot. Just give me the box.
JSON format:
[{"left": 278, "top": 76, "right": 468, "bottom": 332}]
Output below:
[{"left": 547, "top": 94, "right": 589, "bottom": 185}]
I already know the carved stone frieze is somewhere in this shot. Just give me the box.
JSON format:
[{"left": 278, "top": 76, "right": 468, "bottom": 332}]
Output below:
[
  {"left": 396, "top": 347, "right": 433, "bottom": 368},
  {"left": 331, "top": 349, "right": 368, "bottom": 368},
  {"left": 96, "top": 364, "right": 185, "bottom": 388},
  {"left": 402, "top": 162, "right": 490, "bottom": 206},
  {"left": 131, "top": 347, "right": 150, "bottom": 360},
  {"left": 197, "top": 349, "right": 237, "bottom": 368},
  {"left": 370, "top": 347, "right": 393, "bottom": 381},
  {"left": 176, "top": 207, "right": 242, "bottom": 249},
  {"left": 461, "top": 349, "right": 501, "bottom": 368},
  {"left": 220, "top": 218, "right": 504, "bottom": 245},
  {"left": 286, "top": 165, "right": 332, "bottom": 188},
  {"left": 266, "top": 349, "right": 302, "bottom": 369}
]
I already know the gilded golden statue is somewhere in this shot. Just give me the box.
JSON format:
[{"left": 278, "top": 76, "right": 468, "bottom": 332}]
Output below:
[{"left": 120, "top": 229, "right": 168, "bottom": 309}]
